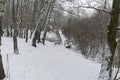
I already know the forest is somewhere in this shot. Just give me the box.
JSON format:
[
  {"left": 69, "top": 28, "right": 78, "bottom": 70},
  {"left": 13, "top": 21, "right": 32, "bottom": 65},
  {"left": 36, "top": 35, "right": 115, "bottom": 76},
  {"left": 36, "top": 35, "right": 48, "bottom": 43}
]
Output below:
[{"left": 0, "top": 0, "right": 120, "bottom": 80}]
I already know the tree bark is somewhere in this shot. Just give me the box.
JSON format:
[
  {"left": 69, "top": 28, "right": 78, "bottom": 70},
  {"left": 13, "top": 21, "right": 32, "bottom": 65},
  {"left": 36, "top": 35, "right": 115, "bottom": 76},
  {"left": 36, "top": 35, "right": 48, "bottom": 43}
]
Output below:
[
  {"left": 12, "top": 0, "right": 19, "bottom": 54},
  {"left": 31, "top": 0, "right": 38, "bottom": 47},
  {"left": 25, "top": 28, "right": 28, "bottom": 42},
  {"left": 32, "top": 30, "right": 39, "bottom": 47},
  {"left": 42, "top": 30, "right": 47, "bottom": 45},
  {"left": 7, "top": 27, "right": 9, "bottom": 37}
]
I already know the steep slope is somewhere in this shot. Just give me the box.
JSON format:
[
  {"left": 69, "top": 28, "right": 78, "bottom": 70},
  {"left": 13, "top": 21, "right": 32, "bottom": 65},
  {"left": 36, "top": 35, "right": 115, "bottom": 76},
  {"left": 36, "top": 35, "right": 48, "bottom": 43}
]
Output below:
[{"left": 1, "top": 37, "right": 100, "bottom": 80}]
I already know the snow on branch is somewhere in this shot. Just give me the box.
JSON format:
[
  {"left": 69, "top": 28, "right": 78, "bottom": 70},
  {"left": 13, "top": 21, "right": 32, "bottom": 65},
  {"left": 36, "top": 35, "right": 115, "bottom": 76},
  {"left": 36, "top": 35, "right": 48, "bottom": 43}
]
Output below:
[{"left": 59, "top": 0, "right": 111, "bottom": 14}]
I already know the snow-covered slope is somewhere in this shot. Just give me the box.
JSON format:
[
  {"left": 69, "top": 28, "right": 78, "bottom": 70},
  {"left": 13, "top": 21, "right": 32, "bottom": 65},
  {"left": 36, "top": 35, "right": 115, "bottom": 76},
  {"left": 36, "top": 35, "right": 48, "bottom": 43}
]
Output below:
[{"left": 1, "top": 37, "right": 100, "bottom": 80}]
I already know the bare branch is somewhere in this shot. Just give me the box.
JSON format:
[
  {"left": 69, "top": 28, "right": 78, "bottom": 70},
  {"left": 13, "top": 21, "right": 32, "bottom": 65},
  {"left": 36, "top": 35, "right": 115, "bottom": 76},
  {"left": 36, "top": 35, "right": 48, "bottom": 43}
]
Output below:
[
  {"left": 58, "top": 7, "right": 81, "bottom": 17},
  {"left": 74, "top": 5, "right": 110, "bottom": 13}
]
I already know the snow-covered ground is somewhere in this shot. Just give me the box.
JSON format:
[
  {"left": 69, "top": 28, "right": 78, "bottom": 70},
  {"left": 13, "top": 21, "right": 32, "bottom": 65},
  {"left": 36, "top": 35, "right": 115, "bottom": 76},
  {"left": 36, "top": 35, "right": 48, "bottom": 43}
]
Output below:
[{"left": 1, "top": 37, "right": 100, "bottom": 80}]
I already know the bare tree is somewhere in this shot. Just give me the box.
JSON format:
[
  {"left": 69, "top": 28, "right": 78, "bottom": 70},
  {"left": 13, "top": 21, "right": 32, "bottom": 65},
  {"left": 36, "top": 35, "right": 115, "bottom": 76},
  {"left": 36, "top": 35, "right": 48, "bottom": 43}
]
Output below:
[
  {"left": 12, "top": 0, "right": 19, "bottom": 54},
  {"left": 32, "top": 0, "right": 56, "bottom": 47},
  {"left": 61, "top": 0, "right": 120, "bottom": 79},
  {"left": 99, "top": 0, "right": 120, "bottom": 80},
  {"left": 0, "top": 0, "right": 5, "bottom": 80}
]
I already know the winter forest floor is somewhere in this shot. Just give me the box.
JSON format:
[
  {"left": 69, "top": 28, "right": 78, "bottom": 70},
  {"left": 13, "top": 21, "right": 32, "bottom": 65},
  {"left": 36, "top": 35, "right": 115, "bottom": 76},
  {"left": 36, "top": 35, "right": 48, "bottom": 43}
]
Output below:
[{"left": 1, "top": 37, "right": 100, "bottom": 80}]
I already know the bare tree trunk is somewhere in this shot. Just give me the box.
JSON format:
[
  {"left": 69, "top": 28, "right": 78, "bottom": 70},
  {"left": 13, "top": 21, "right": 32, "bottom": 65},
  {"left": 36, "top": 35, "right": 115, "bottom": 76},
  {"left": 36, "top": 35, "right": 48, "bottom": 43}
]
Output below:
[
  {"left": 0, "top": 19, "right": 5, "bottom": 79},
  {"left": 25, "top": 28, "right": 28, "bottom": 42},
  {"left": 7, "top": 27, "right": 9, "bottom": 37},
  {"left": 98, "top": 0, "right": 120, "bottom": 80},
  {"left": 0, "top": 17, "right": 3, "bottom": 45},
  {"left": 13, "top": 29, "right": 19, "bottom": 54},
  {"left": 42, "top": 30, "right": 47, "bottom": 45},
  {"left": 0, "top": 53, "right": 5, "bottom": 80},
  {"left": 37, "top": 30, "right": 41, "bottom": 43},
  {"left": 31, "top": 0, "right": 38, "bottom": 47},
  {"left": 23, "top": 29, "right": 26, "bottom": 39},
  {"left": 41, "top": 0, "right": 55, "bottom": 45},
  {"left": 0, "top": 1, "right": 5, "bottom": 77},
  {"left": 32, "top": 30, "right": 39, "bottom": 47},
  {"left": 10, "top": 28, "right": 12, "bottom": 37},
  {"left": 12, "top": 0, "right": 19, "bottom": 54}
]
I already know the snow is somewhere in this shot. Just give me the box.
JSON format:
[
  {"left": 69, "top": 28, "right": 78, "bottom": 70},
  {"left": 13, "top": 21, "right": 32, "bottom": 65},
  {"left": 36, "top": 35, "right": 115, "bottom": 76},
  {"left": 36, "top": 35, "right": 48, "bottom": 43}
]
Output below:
[
  {"left": 59, "top": 30, "right": 67, "bottom": 43},
  {"left": 1, "top": 37, "right": 100, "bottom": 80},
  {"left": 46, "top": 31, "right": 58, "bottom": 42}
]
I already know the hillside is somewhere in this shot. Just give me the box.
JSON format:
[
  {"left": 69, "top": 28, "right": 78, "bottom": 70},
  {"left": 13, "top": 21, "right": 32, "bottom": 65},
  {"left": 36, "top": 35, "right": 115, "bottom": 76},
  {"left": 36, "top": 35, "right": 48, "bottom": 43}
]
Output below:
[{"left": 1, "top": 37, "right": 100, "bottom": 80}]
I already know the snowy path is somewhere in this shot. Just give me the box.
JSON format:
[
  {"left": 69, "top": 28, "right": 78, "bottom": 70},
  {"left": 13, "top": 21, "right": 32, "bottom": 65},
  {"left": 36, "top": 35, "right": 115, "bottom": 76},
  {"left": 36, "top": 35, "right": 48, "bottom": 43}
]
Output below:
[{"left": 1, "top": 37, "right": 100, "bottom": 80}]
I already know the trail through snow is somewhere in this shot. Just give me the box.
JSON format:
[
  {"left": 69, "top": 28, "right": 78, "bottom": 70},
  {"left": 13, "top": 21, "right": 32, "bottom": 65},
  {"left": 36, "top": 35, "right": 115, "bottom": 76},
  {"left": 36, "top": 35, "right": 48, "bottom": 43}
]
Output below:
[{"left": 1, "top": 37, "right": 100, "bottom": 80}]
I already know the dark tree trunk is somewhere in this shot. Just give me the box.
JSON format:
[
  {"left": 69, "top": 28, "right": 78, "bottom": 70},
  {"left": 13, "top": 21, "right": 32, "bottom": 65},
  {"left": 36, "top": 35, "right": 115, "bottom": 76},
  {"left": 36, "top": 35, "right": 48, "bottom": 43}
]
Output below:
[
  {"left": 24, "top": 29, "right": 26, "bottom": 39},
  {"left": 0, "top": 54, "right": 5, "bottom": 80},
  {"left": 32, "top": 30, "right": 39, "bottom": 47},
  {"left": 0, "top": 17, "right": 3, "bottom": 45},
  {"left": 0, "top": 17, "right": 5, "bottom": 80},
  {"left": 99, "top": 0, "right": 120, "bottom": 80},
  {"left": 42, "top": 30, "right": 47, "bottom": 45},
  {"left": 12, "top": 0, "right": 19, "bottom": 54},
  {"left": 19, "top": 28, "right": 23, "bottom": 38},
  {"left": 37, "top": 33, "right": 41, "bottom": 43},
  {"left": 0, "top": 0, "right": 5, "bottom": 80},
  {"left": 25, "top": 28, "right": 28, "bottom": 42},
  {"left": 31, "top": 0, "right": 38, "bottom": 40},
  {"left": 10, "top": 26, "right": 13, "bottom": 37},
  {"left": 7, "top": 27, "right": 9, "bottom": 37},
  {"left": 37, "top": 29, "right": 42, "bottom": 43},
  {"left": 13, "top": 29, "right": 19, "bottom": 54},
  {"left": 107, "top": 0, "right": 120, "bottom": 79}
]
